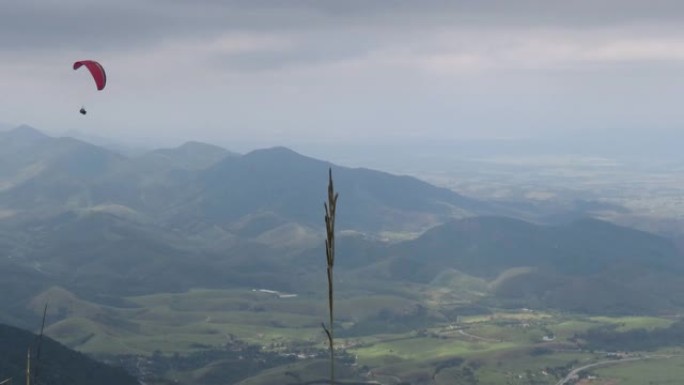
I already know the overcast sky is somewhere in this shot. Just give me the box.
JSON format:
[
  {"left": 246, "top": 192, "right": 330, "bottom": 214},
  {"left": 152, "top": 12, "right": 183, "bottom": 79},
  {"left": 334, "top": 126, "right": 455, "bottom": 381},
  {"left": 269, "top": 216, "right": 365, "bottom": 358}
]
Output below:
[{"left": 2, "top": 1, "right": 684, "bottom": 151}]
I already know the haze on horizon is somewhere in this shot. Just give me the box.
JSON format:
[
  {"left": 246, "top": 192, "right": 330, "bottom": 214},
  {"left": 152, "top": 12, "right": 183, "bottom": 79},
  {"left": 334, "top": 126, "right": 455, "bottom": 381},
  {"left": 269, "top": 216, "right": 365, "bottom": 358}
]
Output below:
[{"left": 2, "top": 1, "right": 684, "bottom": 155}]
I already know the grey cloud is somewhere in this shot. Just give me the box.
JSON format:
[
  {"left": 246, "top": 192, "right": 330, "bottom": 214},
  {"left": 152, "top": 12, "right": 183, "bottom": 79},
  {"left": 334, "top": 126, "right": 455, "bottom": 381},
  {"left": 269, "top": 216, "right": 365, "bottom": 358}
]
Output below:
[
  {"left": 5, "top": 0, "right": 684, "bottom": 53},
  {"left": 212, "top": 46, "right": 357, "bottom": 72},
  {"left": 1, "top": 2, "right": 177, "bottom": 51},
  {"left": 209, "top": 29, "right": 389, "bottom": 72},
  {"left": 173, "top": 0, "right": 684, "bottom": 29},
  {"left": 0, "top": 1, "right": 328, "bottom": 52}
]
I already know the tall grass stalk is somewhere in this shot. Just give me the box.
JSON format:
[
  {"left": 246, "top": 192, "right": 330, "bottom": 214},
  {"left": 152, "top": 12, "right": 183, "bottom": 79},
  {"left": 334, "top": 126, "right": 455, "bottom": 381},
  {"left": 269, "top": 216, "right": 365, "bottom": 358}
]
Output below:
[
  {"left": 25, "top": 303, "right": 47, "bottom": 385},
  {"left": 32, "top": 304, "right": 47, "bottom": 385},
  {"left": 322, "top": 168, "right": 338, "bottom": 385},
  {"left": 25, "top": 348, "right": 30, "bottom": 385}
]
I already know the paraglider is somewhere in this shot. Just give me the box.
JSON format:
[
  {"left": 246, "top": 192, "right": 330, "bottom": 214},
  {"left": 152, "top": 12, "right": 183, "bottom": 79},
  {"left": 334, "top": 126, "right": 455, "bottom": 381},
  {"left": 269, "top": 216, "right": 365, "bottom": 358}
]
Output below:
[
  {"left": 73, "top": 60, "right": 106, "bottom": 90},
  {"left": 73, "top": 60, "right": 106, "bottom": 115}
]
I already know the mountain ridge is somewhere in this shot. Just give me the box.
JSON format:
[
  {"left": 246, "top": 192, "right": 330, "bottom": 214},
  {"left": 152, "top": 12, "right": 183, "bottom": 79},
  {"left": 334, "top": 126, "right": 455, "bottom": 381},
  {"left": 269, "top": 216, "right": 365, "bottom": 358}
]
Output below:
[
  {"left": 0, "top": 126, "right": 500, "bottom": 234},
  {"left": 0, "top": 125, "right": 679, "bottom": 322}
]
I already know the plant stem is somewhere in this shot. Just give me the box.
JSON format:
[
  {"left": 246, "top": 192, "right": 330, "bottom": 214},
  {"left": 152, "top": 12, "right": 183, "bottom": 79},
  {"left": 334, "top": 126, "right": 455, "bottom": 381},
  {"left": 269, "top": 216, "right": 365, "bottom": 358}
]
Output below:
[{"left": 324, "top": 168, "right": 338, "bottom": 385}]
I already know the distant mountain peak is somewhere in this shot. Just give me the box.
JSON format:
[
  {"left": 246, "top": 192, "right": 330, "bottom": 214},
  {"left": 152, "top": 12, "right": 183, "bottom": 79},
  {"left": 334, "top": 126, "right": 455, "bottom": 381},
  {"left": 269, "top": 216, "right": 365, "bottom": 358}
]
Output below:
[
  {"left": 176, "top": 141, "right": 227, "bottom": 151},
  {"left": 154, "top": 140, "right": 233, "bottom": 156},
  {"left": 246, "top": 146, "right": 300, "bottom": 156},
  {"left": 242, "top": 146, "right": 324, "bottom": 165},
  {"left": 149, "top": 141, "right": 235, "bottom": 170},
  {"left": 3, "top": 124, "right": 50, "bottom": 142}
]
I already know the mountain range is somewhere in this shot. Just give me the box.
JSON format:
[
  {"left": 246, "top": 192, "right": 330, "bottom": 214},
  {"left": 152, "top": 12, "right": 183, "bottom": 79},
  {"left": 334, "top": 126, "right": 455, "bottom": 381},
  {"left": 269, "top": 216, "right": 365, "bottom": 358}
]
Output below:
[
  {"left": 0, "top": 124, "right": 682, "bottom": 327},
  {"left": 0, "top": 125, "right": 501, "bottom": 323},
  {"left": 0, "top": 125, "right": 501, "bottom": 232}
]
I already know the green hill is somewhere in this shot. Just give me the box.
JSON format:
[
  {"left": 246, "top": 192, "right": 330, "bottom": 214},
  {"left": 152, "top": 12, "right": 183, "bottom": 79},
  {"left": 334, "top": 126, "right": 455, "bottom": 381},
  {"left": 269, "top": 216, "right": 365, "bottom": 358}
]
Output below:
[
  {"left": 169, "top": 145, "right": 495, "bottom": 234},
  {"left": 364, "top": 216, "right": 684, "bottom": 314},
  {"left": 391, "top": 216, "right": 681, "bottom": 278}
]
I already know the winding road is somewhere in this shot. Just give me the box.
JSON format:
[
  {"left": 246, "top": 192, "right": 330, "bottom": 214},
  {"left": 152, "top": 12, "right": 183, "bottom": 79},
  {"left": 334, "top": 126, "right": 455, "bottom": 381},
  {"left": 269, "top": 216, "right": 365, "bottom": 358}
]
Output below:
[
  {"left": 554, "top": 355, "right": 679, "bottom": 385},
  {"left": 457, "top": 329, "right": 502, "bottom": 343}
]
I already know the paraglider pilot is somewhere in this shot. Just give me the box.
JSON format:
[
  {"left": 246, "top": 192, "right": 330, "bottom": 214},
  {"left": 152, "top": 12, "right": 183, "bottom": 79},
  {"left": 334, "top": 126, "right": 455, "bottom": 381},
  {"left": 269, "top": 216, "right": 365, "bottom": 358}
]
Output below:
[{"left": 73, "top": 60, "right": 106, "bottom": 116}]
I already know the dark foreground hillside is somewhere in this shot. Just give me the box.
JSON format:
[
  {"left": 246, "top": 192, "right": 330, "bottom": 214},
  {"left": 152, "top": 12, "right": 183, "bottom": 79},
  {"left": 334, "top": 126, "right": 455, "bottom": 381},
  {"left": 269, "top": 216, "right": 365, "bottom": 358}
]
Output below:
[{"left": 0, "top": 323, "right": 138, "bottom": 385}]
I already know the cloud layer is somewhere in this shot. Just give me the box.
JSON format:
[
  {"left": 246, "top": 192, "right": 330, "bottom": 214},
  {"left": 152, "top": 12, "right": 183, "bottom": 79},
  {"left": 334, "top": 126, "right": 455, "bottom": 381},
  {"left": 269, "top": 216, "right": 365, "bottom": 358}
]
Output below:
[{"left": 2, "top": 1, "right": 684, "bottom": 148}]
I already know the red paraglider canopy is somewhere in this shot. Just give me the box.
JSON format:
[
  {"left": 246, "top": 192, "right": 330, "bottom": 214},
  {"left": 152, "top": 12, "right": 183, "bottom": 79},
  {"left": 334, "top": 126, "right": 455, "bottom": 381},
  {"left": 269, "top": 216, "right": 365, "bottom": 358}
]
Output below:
[{"left": 73, "top": 60, "right": 106, "bottom": 91}]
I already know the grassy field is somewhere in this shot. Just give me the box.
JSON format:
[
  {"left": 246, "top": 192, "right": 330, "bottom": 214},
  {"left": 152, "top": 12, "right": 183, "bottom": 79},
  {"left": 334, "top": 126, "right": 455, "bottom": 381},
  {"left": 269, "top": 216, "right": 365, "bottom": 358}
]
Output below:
[
  {"left": 588, "top": 315, "right": 675, "bottom": 331},
  {"left": 42, "top": 287, "right": 429, "bottom": 354},
  {"left": 588, "top": 354, "right": 684, "bottom": 385},
  {"left": 36, "top": 285, "right": 684, "bottom": 384},
  {"left": 471, "top": 351, "right": 591, "bottom": 385}
]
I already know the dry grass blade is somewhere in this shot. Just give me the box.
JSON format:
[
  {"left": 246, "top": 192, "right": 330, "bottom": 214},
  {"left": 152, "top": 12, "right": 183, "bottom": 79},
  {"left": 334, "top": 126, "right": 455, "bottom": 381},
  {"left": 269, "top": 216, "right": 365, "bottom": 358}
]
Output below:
[
  {"left": 322, "top": 168, "right": 339, "bottom": 385},
  {"left": 25, "top": 347, "right": 30, "bottom": 385},
  {"left": 32, "top": 304, "right": 47, "bottom": 385}
]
